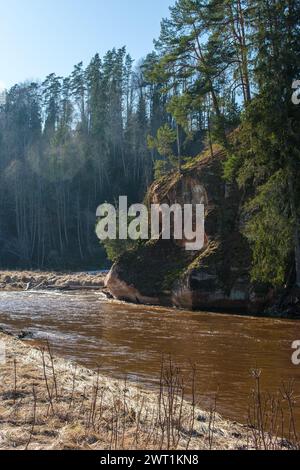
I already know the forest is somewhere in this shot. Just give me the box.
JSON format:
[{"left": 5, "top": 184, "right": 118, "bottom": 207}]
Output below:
[{"left": 0, "top": 0, "right": 299, "bottom": 291}]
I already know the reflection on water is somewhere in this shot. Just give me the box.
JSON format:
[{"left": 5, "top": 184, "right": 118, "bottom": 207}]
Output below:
[{"left": 0, "top": 290, "right": 299, "bottom": 426}]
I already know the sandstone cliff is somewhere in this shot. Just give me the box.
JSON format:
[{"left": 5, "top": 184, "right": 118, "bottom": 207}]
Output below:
[{"left": 106, "top": 146, "right": 272, "bottom": 314}]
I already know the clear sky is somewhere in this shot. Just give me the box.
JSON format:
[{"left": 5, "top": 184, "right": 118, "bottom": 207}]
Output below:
[{"left": 0, "top": 0, "right": 175, "bottom": 90}]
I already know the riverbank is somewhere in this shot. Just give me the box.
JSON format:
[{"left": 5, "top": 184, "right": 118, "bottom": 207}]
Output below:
[
  {"left": 1, "top": 270, "right": 298, "bottom": 320},
  {"left": 0, "top": 271, "right": 106, "bottom": 292},
  {"left": 0, "top": 332, "right": 260, "bottom": 451}
]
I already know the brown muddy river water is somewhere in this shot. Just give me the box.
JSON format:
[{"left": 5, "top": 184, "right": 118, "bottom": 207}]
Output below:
[{"left": 0, "top": 290, "right": 300, "bottom": 427}]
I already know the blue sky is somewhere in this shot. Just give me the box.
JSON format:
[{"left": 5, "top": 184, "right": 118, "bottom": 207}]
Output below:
[{"left": 0, "top": 0, "right": 175, "bottom": 90}]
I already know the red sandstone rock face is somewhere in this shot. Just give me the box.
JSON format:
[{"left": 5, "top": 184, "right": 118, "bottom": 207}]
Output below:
[
  {"left": 171, "top": 270, "right": 268, "bottom": 314},
  {"left": 106, "top": 263, "right": 269, "bottom": 314},
  {"left": 149, "top": 175, "right": 209, "bottom": 251},
  {"left": 105, "top": 149, "right": 273, "bottom": 314},
  {"left": 105, "top": 265, "right": 160, "bottom": 306}
]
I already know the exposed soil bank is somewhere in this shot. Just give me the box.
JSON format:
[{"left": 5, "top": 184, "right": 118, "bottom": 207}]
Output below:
[
  {"left": 0, "top": 271, "right": 106, "bottom": 292},
  {"left": 0, "top": 332, "right": 259, "bottom": 450}
]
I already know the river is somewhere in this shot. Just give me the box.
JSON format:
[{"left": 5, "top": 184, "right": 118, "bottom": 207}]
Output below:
[{"left": 0, "top": 289, "right": 300, "bottom": 428}]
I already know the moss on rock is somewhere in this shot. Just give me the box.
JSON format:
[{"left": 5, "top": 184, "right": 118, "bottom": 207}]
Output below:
[{"left": 106, "top": 144, "right": 272, "bottom": 314}]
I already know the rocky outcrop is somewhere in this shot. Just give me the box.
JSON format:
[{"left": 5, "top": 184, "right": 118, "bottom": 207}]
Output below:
[{"left": 106, "top": 146, "right": 272, "bottom": 314}]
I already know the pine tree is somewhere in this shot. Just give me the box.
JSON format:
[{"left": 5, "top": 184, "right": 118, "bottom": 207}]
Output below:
[{"left": 234, "top": 0, "right": 300, "bottom": 286}]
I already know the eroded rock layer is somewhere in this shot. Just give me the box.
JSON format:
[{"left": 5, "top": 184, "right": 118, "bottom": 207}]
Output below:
[{"left": 106, "top": 147, "right": 271, "bottom": 314}]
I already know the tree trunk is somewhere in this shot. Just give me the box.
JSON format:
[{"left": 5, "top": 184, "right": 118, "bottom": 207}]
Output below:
[
  {"left": 288, "top": 174, "right": 300, "bottom": 287},
  {"left": 176, "top": 124, "right": 182, "bottom": 172}
]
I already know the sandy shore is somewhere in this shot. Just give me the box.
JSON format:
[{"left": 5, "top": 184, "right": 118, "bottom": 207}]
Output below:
[
  {"left": 0, "top": 332, "right": 256, "bottom": 451},
  {"left": 0, "top": 271, "right": 106, "bottom": 292}
]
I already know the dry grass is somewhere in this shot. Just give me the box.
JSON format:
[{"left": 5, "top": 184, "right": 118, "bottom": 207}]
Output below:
[
  {"left": 247, "top": 369, "right": 299, "bottom": 450},
  {"left": 0, "top": 333, "right": 298, "bottom": 451},
  {"left": 0, "top": 271, "right": 105, "bottom": 291}
]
